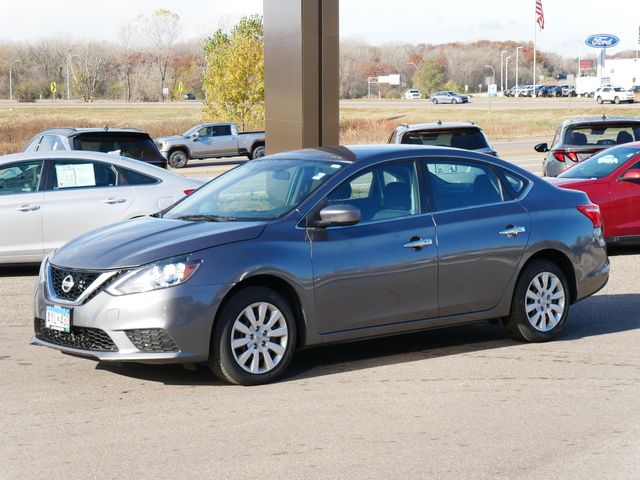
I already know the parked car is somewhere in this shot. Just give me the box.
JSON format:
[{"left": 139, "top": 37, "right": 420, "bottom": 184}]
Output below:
[
  {"left": 430, "top": 91, "right": 469, "bottom": 104},
  {"left": 0, "top": 151, "right": 204, "bottom": 264},
  {"left": 540, "top": 85, "right": 563, "bottom": 97},
  {"left": 404, "top": 89, "right": 422, "bottom": 99},
  {"left": 32, "top": 145, "right": 609, "bottom": 385},
  {"left": 595, "top": 86, "right": 635, "bottom": 104},
  {"left": 534, "top": 116, "right": 640, "bottom": 176},
  {"left": 183, "top": 92, "right": 196, "bottom": 100},
  {"left": 25, "top": 127, "right": 167, "bottom": 169},
  {"left": 156, "top": 122, "right": 266, "bottom": 168},
  {"left": 388, "top": 121, "right": 497, "bottom": 156},
  {"left": 547, "top": 143, "right": 640, "bottom": 245},
  {"left": 514, "top": 85, "right": 534, "bottom": 97},
  {"left": 560, "top": 85, "right": 577, "bottom": 97}
]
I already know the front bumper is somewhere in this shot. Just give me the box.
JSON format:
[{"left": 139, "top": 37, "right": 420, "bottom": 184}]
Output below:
[{"left": 32, "top": 278, "right": 227, "bottom": 364}]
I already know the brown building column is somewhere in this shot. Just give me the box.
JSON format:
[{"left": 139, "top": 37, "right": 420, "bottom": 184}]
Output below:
[{"left": 263, "top": 0, "right": 339, "bottom": 154}]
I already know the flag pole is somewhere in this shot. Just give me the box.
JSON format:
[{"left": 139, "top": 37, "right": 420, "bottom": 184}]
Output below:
[{"left": 533, "top": 5, "right": 537, "bottom": 98}]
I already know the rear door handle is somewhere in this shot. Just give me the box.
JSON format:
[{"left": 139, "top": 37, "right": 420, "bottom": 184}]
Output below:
[
  {"left": 499, "top": 226, "right": 526, "bottom": 237},
  {"left": 402, "top": 238, "right": 433, "bottom": 250},
  {"left": 103, "top": 198, "right": 127, "bottom": 205},
  {"left": 16, "top": 205, "right": 40, "bottom": 212}
]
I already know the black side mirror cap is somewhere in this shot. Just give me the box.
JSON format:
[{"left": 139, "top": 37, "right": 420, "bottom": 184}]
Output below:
[{"left": 534, "top": 143, "right": 549, "bottom": 153}]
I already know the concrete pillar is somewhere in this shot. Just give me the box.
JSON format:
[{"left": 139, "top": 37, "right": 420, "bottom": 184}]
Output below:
[{"left": 264, "top": 0, "right": 339, "bottom": 154}]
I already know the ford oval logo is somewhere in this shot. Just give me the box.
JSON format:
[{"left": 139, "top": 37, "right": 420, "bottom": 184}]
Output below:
[{"left": 585, "top": 34, "right": 620, "bottom": 49}]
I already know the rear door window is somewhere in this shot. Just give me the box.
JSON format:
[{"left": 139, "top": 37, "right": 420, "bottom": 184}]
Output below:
[
  {"left": 48, "top": 160, "right": 120, "bottom": 190},
  {"left": 423, "top": 159, "right": 504, "bottom": 211}
]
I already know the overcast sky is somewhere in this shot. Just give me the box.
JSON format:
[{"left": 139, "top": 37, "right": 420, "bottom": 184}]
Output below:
[{"left": 2, "top": 0, "right": 638, "bottom": 57}]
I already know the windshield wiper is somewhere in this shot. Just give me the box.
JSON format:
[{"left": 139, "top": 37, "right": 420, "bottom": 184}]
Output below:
[{"left": 175, "top": 214, "right": 237, "bottom": 222}]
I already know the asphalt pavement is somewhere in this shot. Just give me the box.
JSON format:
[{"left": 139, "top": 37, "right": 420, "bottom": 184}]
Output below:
[{"left": 1, "top": 140, "right": 639, "bottom": 480}]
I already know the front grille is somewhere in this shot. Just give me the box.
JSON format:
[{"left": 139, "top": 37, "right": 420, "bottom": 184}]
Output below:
[
  {"left": 125, "top": 329, "right": 180, "bottom": 353},
  {"left": 36, "top": 319, "right": 118, "bottom": 352},
  {"left": 50, "top": 266, "right": 101, "bottom": 302}
]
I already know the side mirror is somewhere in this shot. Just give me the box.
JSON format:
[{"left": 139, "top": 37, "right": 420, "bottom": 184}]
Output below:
[
  {"left": 534, "top": 143, "right": 549, "bottom": 153},
  {"left": 191, "top": 132, "right": 200, "bottom": 141},
  {"left": 309, "top": 204, "right": 361, "bottom": 228},
  {"left": 620, "top": 169, "right": 640, "bottom": 182}
]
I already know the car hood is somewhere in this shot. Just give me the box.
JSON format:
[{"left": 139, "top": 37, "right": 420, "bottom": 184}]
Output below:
[
  {"left": 50, "top": 217, "right": 267, "bottom": 270},
  {"left": 156, "top": 135, "right": 187, "bottom": 143}
]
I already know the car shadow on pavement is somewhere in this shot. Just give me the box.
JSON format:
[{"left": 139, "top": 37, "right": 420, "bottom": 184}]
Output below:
[
  {"left": 0, "top": 265, "right": 39, "bottom": 277},
  {"left": 95, "top": 292, "right": 640, "bottom": 386}
]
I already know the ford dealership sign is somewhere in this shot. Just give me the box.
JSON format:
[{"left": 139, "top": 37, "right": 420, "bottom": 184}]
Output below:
[{"left": 585, "top": 34, "right": 620, "bottom": 49}]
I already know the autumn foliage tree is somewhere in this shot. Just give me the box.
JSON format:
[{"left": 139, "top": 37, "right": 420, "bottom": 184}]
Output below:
[{"left": 202, "top": 15, "right": 264, "bottom": 131}]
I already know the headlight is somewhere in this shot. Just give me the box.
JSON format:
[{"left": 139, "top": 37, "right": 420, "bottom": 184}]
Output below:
[{"left": 106, "top": 256, "right": 202, "bottom": 296}]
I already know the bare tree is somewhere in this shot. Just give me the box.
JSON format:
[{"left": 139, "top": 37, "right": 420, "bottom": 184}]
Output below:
[
  {"left": 71, "top": 43, "right": 108, "bottom": 102},
  {"left": 119, "top": 21, "right": 139, "bottom": 102},
  {"left": 141, "top": 9, "right": 182, "bottom": 101}
]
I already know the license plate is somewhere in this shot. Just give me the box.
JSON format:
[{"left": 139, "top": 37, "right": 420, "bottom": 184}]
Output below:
[{"left": 45, "top": 305, "right": 72, "bottom": 333}]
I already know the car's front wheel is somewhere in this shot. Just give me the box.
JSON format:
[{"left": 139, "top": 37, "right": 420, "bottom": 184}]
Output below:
[
  {"left": 597, "top": 96, "right": 603, "bottom": 104},
  {"left": 168, "top": 150, "right": 188, "bottom": 168},
  {"left": 452, "top": 98, "right": 458, "bottom": 104},
  {"left": 614, "top": 96, "right": 620, "bottom": 104},
  {"left": 432, "top": 98, "right": 438, "bottom": 104},
  {"left": 209, "top": 287, "right": 297, "bottom": 385},
  {"left": 503, "top": 259, "right": 570, "bottom": 343}
]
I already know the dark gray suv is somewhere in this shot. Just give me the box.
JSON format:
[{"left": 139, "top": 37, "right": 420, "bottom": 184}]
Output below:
[{"left": 33, "top": 145, "right": 609, "bottom": 385}]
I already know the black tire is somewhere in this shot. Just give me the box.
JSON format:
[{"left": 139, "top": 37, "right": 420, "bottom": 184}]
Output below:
[
  {"left": 597, "top": 96, "right": 603, "bottom": 104},
  {"left": 251, "top": 145, "right": 265, "bottom": 159},
  {"left": 209, "top": 287, "right": 297, "bottom": 385},
  {"left": 614, "top": 96, "right": 620, "bottom": 104},
  {"left": 432, "top": 98, "right": 438, "bottom": 104},
  {"left": 503, "top": 259, "right": 570, "bottom": 343},
  {"left": 168, "top": 149, "right": 188, "bottom": 168},
  {"left": 452, "top": 98, "right": 458, "bottom": 104}
]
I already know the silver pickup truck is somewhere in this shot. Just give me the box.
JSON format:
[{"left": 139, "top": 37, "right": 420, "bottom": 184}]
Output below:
[{"left": 156, "top": 122, "right": 266, "bottom": 168}]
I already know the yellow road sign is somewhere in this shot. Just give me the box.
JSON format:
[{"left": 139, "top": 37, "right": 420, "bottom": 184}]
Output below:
[
  {"left": 177, "top": 81, "right": 184, "bottom": 94},
  {"left": 50, "top": 82, "right": 57, "bottom": 95}
]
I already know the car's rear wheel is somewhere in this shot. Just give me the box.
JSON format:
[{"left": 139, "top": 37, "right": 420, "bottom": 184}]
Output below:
[
  {"left": 432, "top": 98, "right": 438, "bottom": 104},
  {"left": 597, "top": 96, "right": 603, "bottom": 104},
  {"left": 251, "top": 145, "right": 266, "bottom": 159},
  {"left": 614, "top": 96, "right": 620, "bottom": 104},
  {"left": 209, "top": 287, "right": 297, "bottom": 385},
  {"left": 168, "top": 150, "right": 188, "bottom": 168},
  {"left": 452, "top": 98, "right": 458, "bottom": 104},
  {"left": 503, "top": 260, "right": 569, "bottom": 343}
]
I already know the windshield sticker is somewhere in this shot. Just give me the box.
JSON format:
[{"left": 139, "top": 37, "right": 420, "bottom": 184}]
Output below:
[
  {"left": 312, "top": 172, "right": 327, "bottom": 181},
  {"left": 55, "top": 163, "right": 96, "bottom": 188},
  {"left": 330, "top": 164, "right": 341, "bottom": 169}
]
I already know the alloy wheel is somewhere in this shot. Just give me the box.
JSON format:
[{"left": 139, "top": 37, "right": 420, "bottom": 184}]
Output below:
[
  {"left": 169, "top": 151, "right": 187, "bottom": 168},
  {"left": 525, "top": 272, "right": 566, "bottom": 332},
  {"left": 230, "top": 302, "right": 289, "bottom": 374}
]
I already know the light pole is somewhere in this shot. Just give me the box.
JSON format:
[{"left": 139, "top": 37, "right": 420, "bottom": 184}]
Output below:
[
  {"left": 66, "top": 50, "right": 79, "bottom": 101},
  {"left": 505, "top": 56, "right": 512, "bottom": 91},
  {"left": 515, "top": 46, "right": 523, "bottom": 96},
  {"left": 8, "top": 59, "right": 21, "bottom": 101},
  {"left": 500, "top": 50, "right": 507, "bottom": 93}
]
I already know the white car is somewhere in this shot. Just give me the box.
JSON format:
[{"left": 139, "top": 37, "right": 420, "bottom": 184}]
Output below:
[
  {"left": 404, "top": 89, "right": 422, "bottom": 99},
  {"left": 0, "top": 151, "right": 205, "bottom": 264},
  {"left": 595, "top": 86, "right": 635, "bottom": 104}
]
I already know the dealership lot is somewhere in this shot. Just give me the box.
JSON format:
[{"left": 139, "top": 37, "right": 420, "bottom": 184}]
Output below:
[{"left": 1, "top": 138, "right": 639, "bottom": 478}]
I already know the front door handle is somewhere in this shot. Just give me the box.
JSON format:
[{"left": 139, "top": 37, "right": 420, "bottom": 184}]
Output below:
[
  {"left": 402, "top": 238, "right": 433, "bottom": 250},
  {"left": 103, "top": 198, "right": 127, "bottom": 205},
  {"left": 16, "top": 205, "right": 40, "bottom": 212},
  {"left": 499, "top": 226, "right": 526, "bottom": 237}
]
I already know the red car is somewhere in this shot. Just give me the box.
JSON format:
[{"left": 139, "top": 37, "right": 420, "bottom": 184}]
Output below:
[{"left": 547, "top": 142, "right": 640, "bottom": 245}]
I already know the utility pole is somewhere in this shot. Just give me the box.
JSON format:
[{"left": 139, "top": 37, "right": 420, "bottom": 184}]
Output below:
[{"left": 8, "top": 59, "right": 20, "bottom": 101}]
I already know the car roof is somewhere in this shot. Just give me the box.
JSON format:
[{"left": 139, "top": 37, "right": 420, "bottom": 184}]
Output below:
[
  {"left": 561, "top": 116, "right": 640, "bottom": 127},
  {"left": 36, "top": 127, "right": 145, "bottom": 136},
  {"left": 0, "top": 150, "right": 166, "bottom": 174},
  {"left": 396, "top": 121, "right": 481, "bottom": 133}
]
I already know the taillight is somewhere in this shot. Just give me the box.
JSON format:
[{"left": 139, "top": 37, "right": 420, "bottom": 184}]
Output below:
[
  {"left": 577, "top": 203, "right": 602, "bottom": 229},
  {"left": 552, "top": 151, "right": 579, "bottom": 162},
  {"left": 184, "top": 189, "right": 196, "bottom": 195}
]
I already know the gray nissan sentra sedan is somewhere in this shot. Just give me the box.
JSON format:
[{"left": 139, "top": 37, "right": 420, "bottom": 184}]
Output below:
[{"left": 32, "top": 145, "right": 609, "bottom": 385}]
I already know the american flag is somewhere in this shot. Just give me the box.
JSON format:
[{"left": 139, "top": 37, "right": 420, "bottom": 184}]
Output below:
[{"left": 535, "top": 0, "right": 545, "bottom": 30}]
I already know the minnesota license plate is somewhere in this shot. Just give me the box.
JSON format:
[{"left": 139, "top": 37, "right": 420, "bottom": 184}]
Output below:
[{"left": 45, "top": 305, "right": 72, "bottom": 333}]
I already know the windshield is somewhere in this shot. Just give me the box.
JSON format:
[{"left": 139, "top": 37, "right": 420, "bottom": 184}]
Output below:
[
  {"left": 559, "top": 146, "right": 640, "bottom": 179},
  {"left": 182, "top": 125, "right": 202, "bottom": 137},
  {"left": 164, "top": 159, "right": 344, "bottom": 221}
]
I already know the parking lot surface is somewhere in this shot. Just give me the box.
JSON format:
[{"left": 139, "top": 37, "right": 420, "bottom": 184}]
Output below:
[{"left": 1, "top": 138, "right": 639, "bottom": 479}]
